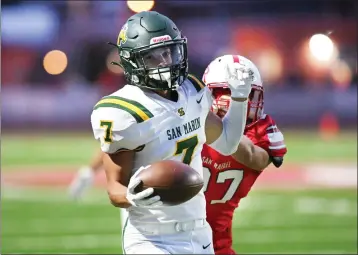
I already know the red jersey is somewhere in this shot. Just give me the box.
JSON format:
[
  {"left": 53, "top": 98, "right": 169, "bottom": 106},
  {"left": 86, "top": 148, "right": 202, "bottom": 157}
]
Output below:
[{"left": 202, "top": 114, "right": 287, "bottom": 254}]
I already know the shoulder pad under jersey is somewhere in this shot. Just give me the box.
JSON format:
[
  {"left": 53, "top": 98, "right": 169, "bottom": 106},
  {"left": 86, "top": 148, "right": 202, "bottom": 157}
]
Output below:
[
  {"left": 187, "top": 74, "right": 206, "bottom": 92},
  {"left": 91, "top": 95, "right": 155, "bottom": 154},
  {"left": 186, "top": 74, "right": 213, "bottom": 110}
]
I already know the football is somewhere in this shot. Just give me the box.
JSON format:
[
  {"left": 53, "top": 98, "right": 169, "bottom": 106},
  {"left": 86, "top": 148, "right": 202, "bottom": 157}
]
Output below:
[{"left": 134, "top": 160, "right": 204, "bottom": 206}]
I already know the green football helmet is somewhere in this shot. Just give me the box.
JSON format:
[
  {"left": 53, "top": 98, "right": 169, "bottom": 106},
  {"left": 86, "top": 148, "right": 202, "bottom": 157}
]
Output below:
[{"left": 109, "top": 11, "right": 188, "bottom": 91}]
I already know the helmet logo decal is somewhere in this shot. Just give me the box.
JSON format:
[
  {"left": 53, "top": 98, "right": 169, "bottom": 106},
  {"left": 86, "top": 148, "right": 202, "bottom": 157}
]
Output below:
[
  {"left": 117, "top": 23, "right": 128, "bottom": 45},
  {"left": 150, "top": 35, "right": 172, "bottom": 44},
  {"left": 248, "top": 69, "right": 255, "bottom": 82}
]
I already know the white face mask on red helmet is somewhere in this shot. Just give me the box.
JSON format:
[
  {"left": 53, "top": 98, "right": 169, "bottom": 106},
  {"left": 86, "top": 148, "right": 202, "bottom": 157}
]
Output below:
[{"left": 203, "top": 55, "right": 264, "bottom": 127}]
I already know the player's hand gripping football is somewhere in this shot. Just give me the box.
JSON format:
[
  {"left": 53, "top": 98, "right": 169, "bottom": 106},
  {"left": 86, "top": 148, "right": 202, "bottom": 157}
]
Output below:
[
  {"left": 126, "top": 165, "right": 163, "bottom": 208},
  {"left": 225, "top": 62, "right": 253, "bottom": 100}
]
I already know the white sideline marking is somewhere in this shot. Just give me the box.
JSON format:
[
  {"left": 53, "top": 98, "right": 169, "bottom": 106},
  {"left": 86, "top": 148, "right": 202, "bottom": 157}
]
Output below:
[
  {"left": 305, "top": 164, "right": 358, "bottom": 188},
  {"left": 295, "top": 197, "right": 357, "bottom": 216}
]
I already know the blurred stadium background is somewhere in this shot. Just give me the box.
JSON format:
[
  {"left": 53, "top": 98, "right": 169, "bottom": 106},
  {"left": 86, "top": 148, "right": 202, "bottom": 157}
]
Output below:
[{"left": 1, "top": 0, "right": 357, "bottom": 254}]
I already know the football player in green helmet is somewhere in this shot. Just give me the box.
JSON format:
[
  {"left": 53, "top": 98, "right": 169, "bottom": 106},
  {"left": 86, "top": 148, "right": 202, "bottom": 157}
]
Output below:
[
  {"left": 89, "top": 11, "right": 254, "bottom": 254},
  {"left": 109, "top": 11, "right": 188, "bottom": 92}
]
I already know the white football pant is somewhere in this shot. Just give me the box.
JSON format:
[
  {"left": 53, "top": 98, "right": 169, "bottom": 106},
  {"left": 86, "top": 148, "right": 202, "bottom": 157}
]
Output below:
[{"left": 120, "top": 211, "right": 214, "bottom": 254}]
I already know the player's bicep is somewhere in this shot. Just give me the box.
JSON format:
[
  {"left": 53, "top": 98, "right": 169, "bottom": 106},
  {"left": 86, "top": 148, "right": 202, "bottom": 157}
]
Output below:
[
  {"left": 204, "top": 111, "right": 223, "bottom": 144},
  {"left": 231, "top": 135, "right": 270, "bottom": 171}
]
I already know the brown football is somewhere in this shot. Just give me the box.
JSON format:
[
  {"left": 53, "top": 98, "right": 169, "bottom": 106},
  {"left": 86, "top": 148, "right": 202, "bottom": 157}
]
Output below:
[{"left": 133, "top": 160, "right": 204, "bottom": 206}]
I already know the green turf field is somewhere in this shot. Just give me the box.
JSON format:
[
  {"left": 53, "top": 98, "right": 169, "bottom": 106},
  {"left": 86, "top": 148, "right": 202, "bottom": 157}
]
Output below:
[
  {"left": 2, "top": 131, "right": 357, "bottom": 168},
  {"left": 2, "top": 131, "right": 357, "bottom": 254},
  {"left": 2, "top": 188, "right": 357, "bottom": 254}
]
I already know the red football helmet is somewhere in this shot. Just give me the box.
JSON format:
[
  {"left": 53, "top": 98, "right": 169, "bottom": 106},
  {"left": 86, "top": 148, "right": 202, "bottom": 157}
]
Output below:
[{"left": 202, "top": 55, "right": 264, "bottom": 127}]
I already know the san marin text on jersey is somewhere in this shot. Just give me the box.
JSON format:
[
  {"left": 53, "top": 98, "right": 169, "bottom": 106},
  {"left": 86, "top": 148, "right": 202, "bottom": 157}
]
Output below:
[{"left": 167, "top": 117, "right": 201, "bottom": 141}]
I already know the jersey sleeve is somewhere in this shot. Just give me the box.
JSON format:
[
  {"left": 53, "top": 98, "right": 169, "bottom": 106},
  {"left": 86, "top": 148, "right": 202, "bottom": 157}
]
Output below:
[
  {"left": 261, "top": 115, "right": 287, "bottom": 157},
  {"left": 91, "top": 107, "right": 143, "bottom": 154}
]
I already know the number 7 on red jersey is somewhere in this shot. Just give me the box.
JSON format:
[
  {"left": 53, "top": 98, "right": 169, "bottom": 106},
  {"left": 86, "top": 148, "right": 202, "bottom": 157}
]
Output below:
[{"left": 203, "top": 167, "right": 244, "bottom": 204}]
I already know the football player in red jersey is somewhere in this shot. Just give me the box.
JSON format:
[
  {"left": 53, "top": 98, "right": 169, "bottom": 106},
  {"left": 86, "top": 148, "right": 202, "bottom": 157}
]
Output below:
[{"left": 202, "top": 55, "right": 287, "bottom": 254}]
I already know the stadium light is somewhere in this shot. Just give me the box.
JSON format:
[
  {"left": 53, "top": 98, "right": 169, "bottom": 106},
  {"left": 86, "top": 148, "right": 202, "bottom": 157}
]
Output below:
[
  {"left": 127, "top": 0, "right": 155, "bottom": 13},
  {"left": 43, "top": 50, "right": 68, "bottom": 75},
  {"left": 309, "top": 34, "right": 335, "bottom": 62}
]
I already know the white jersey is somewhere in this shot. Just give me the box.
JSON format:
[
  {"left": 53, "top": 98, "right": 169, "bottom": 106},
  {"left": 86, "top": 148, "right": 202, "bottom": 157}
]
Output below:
[{"left": 91, "top": 75, "right": 213, "bottom": 225}]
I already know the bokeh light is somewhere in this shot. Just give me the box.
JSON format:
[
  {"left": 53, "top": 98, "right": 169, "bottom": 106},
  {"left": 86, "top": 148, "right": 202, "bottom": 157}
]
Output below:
[
  {"left": 43, "top": 50, "right": 68, "bottom": 75},
  {"left": 301, "top": 35, "right": 339, "bottom": 79},
  {"left": 309, "top": 34, "right": 335, "bottom": 62},
  {"left": 127, "top": 0, "right": 155, "bottom": 13},
  {"left": 330, "top": 60, "right": 352, "bottom": 89},
  {"left": 256, "top": 49, "right": 283, "bottom": 84}
]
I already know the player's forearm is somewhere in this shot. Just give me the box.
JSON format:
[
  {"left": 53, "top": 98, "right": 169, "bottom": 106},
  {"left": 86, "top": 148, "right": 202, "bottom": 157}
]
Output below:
[
  {"left": 107, "top": 181, "right": 132, "bottom": 208},
  {"left": 208, "top": 100, "right": 248, "bottom": 155},
  {"left": 232, "top": 136, "right": 270, "bottom": 171},
  {"left": 103, "top": 151, "right": 135, "bottom": 208}
]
